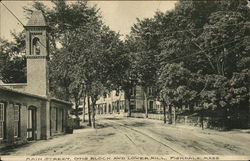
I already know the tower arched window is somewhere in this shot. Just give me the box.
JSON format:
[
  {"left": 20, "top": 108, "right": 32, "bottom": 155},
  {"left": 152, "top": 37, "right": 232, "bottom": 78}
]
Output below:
[{"left": 32, "top": 37, "right": 40, "bottom": 55}]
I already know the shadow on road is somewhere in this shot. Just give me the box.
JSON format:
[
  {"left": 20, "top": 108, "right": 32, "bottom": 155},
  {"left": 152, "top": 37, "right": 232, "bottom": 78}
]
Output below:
[
  {"left": 124, "top": 122, "right": 147, "bottom": 127},
  {"left": 97, "top": 133, "right": 115, "bottom": 137},
  {"left": 0, "top": 142, "right": 32, "bottom": 155},
  {"left": 104, "top": 117, "right": 121, "bottom": 120},
  {"left": 96, "top": 123, "right": 112, "bottom": 129}
]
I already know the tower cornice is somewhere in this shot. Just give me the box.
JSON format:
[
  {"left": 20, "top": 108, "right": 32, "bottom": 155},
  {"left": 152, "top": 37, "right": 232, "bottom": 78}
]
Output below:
[
  {"left": 24, "top": 26, "right": 48, "bottom": 31},
  {"left": 26, "top": 10, "right": 47, "bottom": 27},
  {"left": 26, "top": 55, "right": 49, "bottom": 60}
]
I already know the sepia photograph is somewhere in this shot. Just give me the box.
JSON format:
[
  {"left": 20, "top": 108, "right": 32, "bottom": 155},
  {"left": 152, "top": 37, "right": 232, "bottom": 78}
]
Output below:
[{"left": 0, "top": 0, "right": 250, "bottom": 160}]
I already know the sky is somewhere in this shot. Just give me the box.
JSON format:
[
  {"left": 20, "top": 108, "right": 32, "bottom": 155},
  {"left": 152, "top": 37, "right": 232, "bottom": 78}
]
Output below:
[{"left": 0, "top": 1, "right": 177, "bottom": 41}]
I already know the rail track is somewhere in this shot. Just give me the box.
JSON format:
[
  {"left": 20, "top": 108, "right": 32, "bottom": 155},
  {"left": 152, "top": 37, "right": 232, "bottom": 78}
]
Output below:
[{"left": 103, "top": 118, "right": 183, "bottom": 155}]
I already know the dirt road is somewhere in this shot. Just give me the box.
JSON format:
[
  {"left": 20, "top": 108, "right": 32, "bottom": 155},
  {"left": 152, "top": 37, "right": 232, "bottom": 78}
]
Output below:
[{"left": 1, "top": 115, "right": 250, "bottom": 155}]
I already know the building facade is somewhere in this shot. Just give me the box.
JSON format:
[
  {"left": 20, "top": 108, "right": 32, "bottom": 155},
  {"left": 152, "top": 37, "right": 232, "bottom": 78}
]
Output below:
[
  {"left": 95, "top": 86, "right": 162, "bottom": 115},
  {"left": 96, "top": 90, "right": 126, "bottom": 114},
  {"left": 0, "top": 11, "right": 72, "bottom": 149}
]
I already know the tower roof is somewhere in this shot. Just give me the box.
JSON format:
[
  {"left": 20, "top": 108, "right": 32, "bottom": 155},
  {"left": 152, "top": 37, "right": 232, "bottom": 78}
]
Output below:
[{"left": 26, "top": 10, "right": 47, "bottom": 27}]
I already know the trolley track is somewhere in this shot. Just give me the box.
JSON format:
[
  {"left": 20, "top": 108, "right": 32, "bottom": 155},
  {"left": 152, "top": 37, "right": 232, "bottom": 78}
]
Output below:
[{"left": 103, "top": 119, "right": 183, "bottom": 155}]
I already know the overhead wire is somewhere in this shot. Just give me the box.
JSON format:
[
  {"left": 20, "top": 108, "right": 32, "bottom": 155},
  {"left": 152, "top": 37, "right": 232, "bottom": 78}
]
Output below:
[
  {"left": 1, "top": 1, "right": 247, "bottom": 36},
  {"left": 0, "top": 1, "right": 25, "bottom": 27},
  {"left": 196, "top": 41, "right": 248, "bottom": 95},
  {"left": 1, "top": 0, "right": 248, "bottom": 62},
  {"left": 162, "top": 23, "right": 247, "bottom": 35},
  {"left": 2, "top": 0, "right": 247, "bottom": 40},
  {"left": 0, "top": 1, "right": 48, "bottom": 51},
  {"left": 135, "top": 22, "right": 249, "bottom": 38},
  {"left": 157, "top": 1, "right": 161, "bottom": 11},
  {"left": 167, "top": 36, "right": 249, "bottom": 63}
]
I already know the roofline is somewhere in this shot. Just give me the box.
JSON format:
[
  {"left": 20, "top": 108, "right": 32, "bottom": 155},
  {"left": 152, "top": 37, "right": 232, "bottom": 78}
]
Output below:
[
  {"left": 50, "top": 98, "right": 73, "bottom": 106},
  {"left": 24, "top": 25, "right": 48, "bottom": 28},
  {"left": 0, "top": 83, "right": 27, "bottom": 86},
  {"left": 0, "top": 86, "right": 72, "bottom": 106},
  {"left": 0, "top": 85, "right": 48, "bottom": 100}
]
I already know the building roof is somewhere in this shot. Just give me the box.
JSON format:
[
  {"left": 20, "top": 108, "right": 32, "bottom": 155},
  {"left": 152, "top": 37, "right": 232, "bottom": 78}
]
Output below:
[
  {"left": 26, "top": 10, "right": 47, "bottom": 27},
  {"left": 0, "top": 85, "right": 47, "bottom": 100},
  {"left": 0, "top": 86, "right": 72, "bottom": 106},
  {"left": 50, "top": 98, "right": 73, "bottom": 105}
]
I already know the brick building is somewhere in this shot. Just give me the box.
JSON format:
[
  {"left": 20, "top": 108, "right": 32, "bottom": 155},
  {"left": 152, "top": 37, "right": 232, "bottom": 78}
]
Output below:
[{"left": 0, "top": 11, "right": 72, "bottom": 148}]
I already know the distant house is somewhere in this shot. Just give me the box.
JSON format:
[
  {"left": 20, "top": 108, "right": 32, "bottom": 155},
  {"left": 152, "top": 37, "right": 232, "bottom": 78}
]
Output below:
[
  {"left": 95, "top": 86, "right": 162, "bottom": 115},
  {"left": 0, "top": 11, "right": 72, "bottom": 149},
  {"left": 96, "top": 90, "right": 126, "bottom": 114}
]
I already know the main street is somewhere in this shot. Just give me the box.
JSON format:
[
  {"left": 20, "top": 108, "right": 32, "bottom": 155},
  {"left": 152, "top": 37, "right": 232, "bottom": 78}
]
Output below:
[{"left": 1, "top": 115, "right": 250, "bottom": 156}]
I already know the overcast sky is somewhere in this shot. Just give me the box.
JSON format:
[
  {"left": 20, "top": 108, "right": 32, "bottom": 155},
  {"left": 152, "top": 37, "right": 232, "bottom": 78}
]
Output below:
[{"left": 0, "top": 1, "right": 177, "bottom": 41}]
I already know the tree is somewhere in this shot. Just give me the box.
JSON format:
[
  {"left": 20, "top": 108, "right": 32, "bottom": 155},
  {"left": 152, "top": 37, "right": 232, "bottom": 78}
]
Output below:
[
  {"left": 124, "top": 16, "right": 162, "bottom": 117},
  {"left": 25, "top": 1, "right": 130, "bottom": 128},
  {"left": 158, "top": 63, "right": 197, "bottom": 124},
  {"left": 123, "top": 0, "right": 250, "bottom": 126},
  {"left": 198, "top": 11, "right": 249, "bottom": 77},
  {"left": 117, "top": 38, "right": 139, "bottom": 117},
  {"left": 82, "top": 26, "right": 127, "bottom": 127},
  {"left": 24, "top": 1, "right": 106, "bottom": 127},
  {"left": 0, "top": 32, "right": 26, "bottom": 83}
]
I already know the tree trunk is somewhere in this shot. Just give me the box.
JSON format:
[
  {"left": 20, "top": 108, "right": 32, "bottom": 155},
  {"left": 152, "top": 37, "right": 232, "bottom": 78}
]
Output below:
[
  {"left": 201, "top": 111, "right": 204, "bottom": 130},
  {"left": 87, "top": 96, "right": 91, "bottom": 126},
  {"left": 91, "top": 103, "right": 96, "bottom": 128},
  {"left": 82, "top": 95, "right": 86, "bottom": 123},
  {"left": 74, "top": 98, "right": 80, "bottom": 128},
  {"left": 91, "top": 97, "right": 96, "bottom": 129},
  {"left": 75, "top": 99, "right": 79, "bottom": 118},
  {"left": 65, "top": 87, "right": 70, "bottom": 101},
  {"left": 173, "top": 106, "right": 176, "bottom": 125},
  {"left": 189, "top": 103, "right": 194, "bottom": 112},
  {"left": 127, "top": 97, "right": 131, "bottom": 117},
  {"left": 168, "top": 105, "right": 172, "bottom": 124},
  {"left": 144, "top": 89, "right": 148, "bottom": 118},
  {"left": 125, "top": 89, "right": 131, "bottom": 117},
  {"left": 163, "top": 101, "right": 167, "bottom": 124}
]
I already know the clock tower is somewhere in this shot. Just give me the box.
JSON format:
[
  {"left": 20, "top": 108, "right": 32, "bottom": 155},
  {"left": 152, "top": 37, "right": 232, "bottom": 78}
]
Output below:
[{"left": 25, "top": 10, "right": 49, "bottom": 97}]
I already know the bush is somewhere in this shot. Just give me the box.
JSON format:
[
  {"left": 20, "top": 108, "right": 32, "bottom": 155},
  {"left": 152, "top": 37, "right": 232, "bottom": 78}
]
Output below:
[
  {"left": 131, "top": 108, "right": 145, "bottom": 113},
  {"left": 66, "top": 118, "right": 74, "bottom": 134}
]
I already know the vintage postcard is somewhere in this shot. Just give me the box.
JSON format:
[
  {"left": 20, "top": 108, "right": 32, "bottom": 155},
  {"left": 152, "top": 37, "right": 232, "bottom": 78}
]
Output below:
[{"left": 0, "top": 0, "right": 250, "bottom": 161}]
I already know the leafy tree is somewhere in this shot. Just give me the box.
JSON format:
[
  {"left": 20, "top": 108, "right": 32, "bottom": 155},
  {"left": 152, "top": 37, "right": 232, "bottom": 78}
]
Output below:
[
  {"left": 198, "top": 11, "right": 249, "bottom": 77},
  {"left": 0, "top": 32, "right": 26, "bottom": 83},
  {"left": 125, "top": 16, "right": 162, "bottom": 117},
  {"left": 0, "top": 56, "right": 26, "bottom": 83},
  {"left": 26, "top": 1, "right": 130, "bottom": 128},
  {"left": 118, "top": 38, "right": 140, "bottom": 116},
  {"left": 24, "top": 1, "right": 104, "bottom": 127},
  {"left": 137, "top": 0, "right": 250, "bottom": 126},
  {"left": 158, "top": 63, "right": 197, "bottom": 124}
]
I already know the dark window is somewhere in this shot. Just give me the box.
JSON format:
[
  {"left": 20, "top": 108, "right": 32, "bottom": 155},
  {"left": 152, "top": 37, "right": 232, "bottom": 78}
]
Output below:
[
  {"left": 130, "top": 87, "right": 136, "bottom": 96},
  {"left": 56, "top": 108, "right": 58, "bottom": 131},
  {"left": 148, "top": 87, "right": 153, "bottom": 96},
  {"left": 50, "top": 107, "right": 52, "bottom": 136},
  {"left": 14, "top": 105, "right": 21, "bottom": 137},
  {"left": 27, "top": 107, "right": 37, "bottom": 140},
  {"left": 149, "top": 101, "right": 154, "bottom": 109},
  {"left": 0, "top": 103, "right": 6, "bottom": 139},
  {"left": 129, "top": 89, "right": 132, "bottom": 96},
  {"left": 33, "top": 37, "right": 40, "bottom": 55},
  {"left": 122, "top": 101, "right": 125, "bottom": 109},
  {"left": 62, "top": 109, "right": 64, "bottom": 132},
  {"left": 133, "top": 87, "right": 136, "bottom": 96}
]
